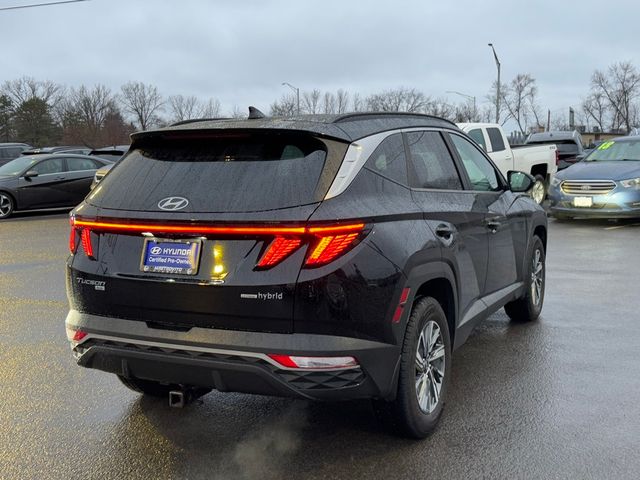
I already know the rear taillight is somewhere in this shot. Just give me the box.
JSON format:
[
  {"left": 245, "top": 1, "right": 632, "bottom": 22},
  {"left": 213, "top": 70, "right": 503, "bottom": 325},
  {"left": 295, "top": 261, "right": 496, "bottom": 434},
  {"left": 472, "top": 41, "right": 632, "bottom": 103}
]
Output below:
[
  {"left": 257, "top": 237, "right": 303, "bottom": 268},
  {"left": 70, "top": 217, "right": 367, "bottom": 268},
  {"left": 305, "top": 232, "right": 360, "bottom": 266},
  {"left": 69, "top": 217, "right": 95, "bottom": 259},
  {"left": 256, "top": 223, "right": 366, "bottom": 269},
  {"left": 555, "top": 150, "right": 560, "bottom": 166}
]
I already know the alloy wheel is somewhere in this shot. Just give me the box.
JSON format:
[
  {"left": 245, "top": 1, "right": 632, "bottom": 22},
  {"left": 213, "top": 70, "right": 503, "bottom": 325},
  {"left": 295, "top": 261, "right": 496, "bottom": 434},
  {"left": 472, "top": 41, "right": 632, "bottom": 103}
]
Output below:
[
  {"left": 531, "top": 180, "right": 546, "bottom": 204},
  {"left": 415, "top": 320, "right": 446, "bottom": 414},
  {"left": 0, "top": 193, "right": 12, "bottom": 218},
  {"left": 530, "top": 248, "right": 544, "bottom": 306}
]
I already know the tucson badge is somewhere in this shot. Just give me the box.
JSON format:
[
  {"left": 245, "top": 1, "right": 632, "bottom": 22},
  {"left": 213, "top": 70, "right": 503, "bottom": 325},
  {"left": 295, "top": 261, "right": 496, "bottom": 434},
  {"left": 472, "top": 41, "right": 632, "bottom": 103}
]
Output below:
[{"left": 158, "top": 196, "right": 189, "bottom": 211}]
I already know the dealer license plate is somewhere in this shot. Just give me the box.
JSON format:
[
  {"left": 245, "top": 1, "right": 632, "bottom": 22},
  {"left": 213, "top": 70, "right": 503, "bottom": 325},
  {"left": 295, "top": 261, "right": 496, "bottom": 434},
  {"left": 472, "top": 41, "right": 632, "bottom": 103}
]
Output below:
[
  {"left": 140, "top": 238, "right": 201, "bottom": 275},
  {"left": 573, "top": 197, "right": 593, "bottom": 208}
]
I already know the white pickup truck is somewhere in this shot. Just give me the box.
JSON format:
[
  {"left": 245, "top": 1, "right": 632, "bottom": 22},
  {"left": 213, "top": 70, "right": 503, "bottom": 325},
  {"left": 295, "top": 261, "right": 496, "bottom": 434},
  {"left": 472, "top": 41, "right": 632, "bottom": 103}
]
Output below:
[{"left": 457, "top": 123, "right": 557, "bottom": 204}]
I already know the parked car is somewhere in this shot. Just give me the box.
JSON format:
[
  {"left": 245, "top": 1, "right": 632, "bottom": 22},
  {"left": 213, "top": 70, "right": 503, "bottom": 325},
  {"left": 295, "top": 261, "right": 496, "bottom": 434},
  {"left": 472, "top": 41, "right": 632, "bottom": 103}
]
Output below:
[
  {"left": 87, "top": 145, "right": 130, "bottom": 188},
  {"left": 65, "top": 112, "right": 547, "bottom": 438},
  {"left": 458, "top": 123, "right": 557, "bottom": 204},
  {"left": 0, "top": 154, "right": 112, "bottom": 219},
  {"left": 0, "top": 143, "right": 32, "bottom": 166},
  {"left": 88, "top": 145, "right": 129, "bottom": 162},
  {"left": 525, "top": 131, "right": 584, "bottom": 170},
  {"left": 21, "top": 146, "right": 91, "bottom": 156},
  {"left": 548, "top": 136, "right": 640, "bottom": 219}
]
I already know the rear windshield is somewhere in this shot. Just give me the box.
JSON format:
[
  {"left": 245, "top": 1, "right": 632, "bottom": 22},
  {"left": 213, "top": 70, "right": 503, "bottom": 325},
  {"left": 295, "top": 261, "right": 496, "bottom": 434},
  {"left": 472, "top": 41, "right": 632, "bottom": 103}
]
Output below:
[{"left": 88, "top": 132, "right": 330, "bottom": 212}]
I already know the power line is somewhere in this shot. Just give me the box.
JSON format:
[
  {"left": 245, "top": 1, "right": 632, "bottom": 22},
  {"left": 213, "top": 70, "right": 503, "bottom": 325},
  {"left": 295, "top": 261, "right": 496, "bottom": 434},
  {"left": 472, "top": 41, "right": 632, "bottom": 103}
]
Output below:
[{"left": 0, "top": 0, "right": 89, "bottom": 12}]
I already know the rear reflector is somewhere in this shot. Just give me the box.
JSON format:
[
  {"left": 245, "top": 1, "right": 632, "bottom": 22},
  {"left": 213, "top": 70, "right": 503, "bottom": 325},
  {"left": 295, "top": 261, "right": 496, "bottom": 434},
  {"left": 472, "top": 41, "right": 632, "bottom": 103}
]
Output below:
[
  {"left": 69, "top": 226, "right": 77, "bottom": 254},
  {"left": 392, "top": 287, "right": 411, "bottom": 323},
  {"left": 65, "top": 326, "right": 87, "bottom": 343},
  {"left": 268, "top": 354, "right": 359, "bottom": 370}
]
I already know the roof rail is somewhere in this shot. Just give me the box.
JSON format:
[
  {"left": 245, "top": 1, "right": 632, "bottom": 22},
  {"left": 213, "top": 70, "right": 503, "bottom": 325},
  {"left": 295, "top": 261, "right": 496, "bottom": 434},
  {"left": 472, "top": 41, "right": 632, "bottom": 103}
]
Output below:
[
  {"left": 332, "top": 111, "right": 457, "bottom": 127},
  {"left": 170, "top": 118, "right": 232, "bottom": 127}
]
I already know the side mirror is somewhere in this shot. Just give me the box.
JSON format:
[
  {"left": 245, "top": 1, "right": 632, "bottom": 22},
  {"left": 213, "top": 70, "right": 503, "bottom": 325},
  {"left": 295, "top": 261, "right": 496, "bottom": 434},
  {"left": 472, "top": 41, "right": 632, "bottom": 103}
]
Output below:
[
  {"left": 23, "top": 170, "right": 39, "bottom": 179},
  {"left": 507, "top": 170, "right": 535, "bottom": 193}
]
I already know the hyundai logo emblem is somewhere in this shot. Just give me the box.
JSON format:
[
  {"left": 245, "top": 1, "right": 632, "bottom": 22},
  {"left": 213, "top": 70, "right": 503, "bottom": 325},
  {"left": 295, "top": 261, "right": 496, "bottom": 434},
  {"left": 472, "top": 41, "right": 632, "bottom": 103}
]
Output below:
[
  {"left": 158, "top": 196, "right": 189, "bottom": 211},
  {"left": 150, "top": 246, "right": 162, "bottom": 255}
]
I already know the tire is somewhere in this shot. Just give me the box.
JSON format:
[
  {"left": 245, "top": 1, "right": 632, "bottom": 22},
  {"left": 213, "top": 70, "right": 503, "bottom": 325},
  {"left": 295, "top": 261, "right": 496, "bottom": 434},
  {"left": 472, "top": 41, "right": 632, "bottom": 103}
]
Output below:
[
  {"left": 530, "top": 175, "right": 547, "bottom": 205},
  {"left": 504, "top": 236, "right": 545, "bottom": 322},
  {"left": 373, "top": 297, "right": 452, "bottom": 438},
  {"left": 117, "top": 375, "right": 176, "bottom": 397},
  {"left": 0, "top": 191, "right": 15, "bottom": 219}
]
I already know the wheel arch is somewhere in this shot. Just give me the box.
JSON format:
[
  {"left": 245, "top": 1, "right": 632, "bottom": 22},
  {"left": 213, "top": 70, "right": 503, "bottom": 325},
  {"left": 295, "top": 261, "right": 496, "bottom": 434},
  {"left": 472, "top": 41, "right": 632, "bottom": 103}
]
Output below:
[
  {"left": 533, "top": 224, "right": 547, "bottom": 251},
  {"left": 403, "top": 261, "right": 458, "bottom": 347}
]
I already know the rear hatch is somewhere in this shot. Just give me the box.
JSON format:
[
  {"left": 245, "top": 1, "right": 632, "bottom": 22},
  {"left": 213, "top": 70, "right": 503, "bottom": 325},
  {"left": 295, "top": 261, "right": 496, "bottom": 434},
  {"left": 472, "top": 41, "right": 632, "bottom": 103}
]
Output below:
[{"left": 70, "top": 130, "right": 350, "bottom": 333}]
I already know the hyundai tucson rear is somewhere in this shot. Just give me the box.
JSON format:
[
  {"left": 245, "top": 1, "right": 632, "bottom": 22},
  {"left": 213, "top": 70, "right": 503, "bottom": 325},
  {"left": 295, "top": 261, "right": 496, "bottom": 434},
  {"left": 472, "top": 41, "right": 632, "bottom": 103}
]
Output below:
[{"left": 65, "top": 112, "right": 547, "bottom": 437}]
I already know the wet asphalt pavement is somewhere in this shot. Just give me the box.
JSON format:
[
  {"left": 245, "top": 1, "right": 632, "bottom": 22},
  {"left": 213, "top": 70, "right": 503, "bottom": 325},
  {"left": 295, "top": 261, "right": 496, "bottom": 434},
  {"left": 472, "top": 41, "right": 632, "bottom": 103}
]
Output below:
[{"left": 1, "top": 211, "right": 639, "bottom": 480}]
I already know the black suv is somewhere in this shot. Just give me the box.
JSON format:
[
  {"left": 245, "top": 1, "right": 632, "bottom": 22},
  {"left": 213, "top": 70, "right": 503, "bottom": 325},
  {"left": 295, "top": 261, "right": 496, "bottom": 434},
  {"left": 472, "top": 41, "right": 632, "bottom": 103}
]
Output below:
[{"left": 65, "top": 112, "right": 547, "bottom": 438}]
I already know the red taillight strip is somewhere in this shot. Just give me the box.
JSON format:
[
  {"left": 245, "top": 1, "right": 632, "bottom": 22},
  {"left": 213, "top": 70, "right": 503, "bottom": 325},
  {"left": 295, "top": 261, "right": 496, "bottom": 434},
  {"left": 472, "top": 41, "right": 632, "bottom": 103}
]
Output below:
[
  {"left": 71, "top": 218, "right": 366, "bottom": 238},
  {"left": 72, "top": 219, "right": 307, "bottom": 236}
]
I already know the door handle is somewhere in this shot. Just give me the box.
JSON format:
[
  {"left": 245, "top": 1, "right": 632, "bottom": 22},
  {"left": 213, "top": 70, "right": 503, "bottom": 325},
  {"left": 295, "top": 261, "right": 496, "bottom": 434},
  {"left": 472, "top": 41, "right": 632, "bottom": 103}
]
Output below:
[
  {"left": 486, "top": 218, "right": 501, "bottom": 232},
  {"left": 435, "top": 224, "right": 454, "bottom": 238}
]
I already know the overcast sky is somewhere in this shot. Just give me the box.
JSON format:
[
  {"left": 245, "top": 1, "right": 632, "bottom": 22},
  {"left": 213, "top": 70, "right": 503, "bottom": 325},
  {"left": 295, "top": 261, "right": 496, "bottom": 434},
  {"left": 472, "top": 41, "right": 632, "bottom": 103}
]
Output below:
[{"left": 2, "top": 0, "right": 640, "bottom": 129}]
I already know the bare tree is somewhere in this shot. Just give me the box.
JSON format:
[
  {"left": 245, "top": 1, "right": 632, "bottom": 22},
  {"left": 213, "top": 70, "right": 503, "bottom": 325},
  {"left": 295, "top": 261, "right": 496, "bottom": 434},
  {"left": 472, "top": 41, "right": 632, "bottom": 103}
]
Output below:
[
  {"left": 229, "top": 105, "right": 246, "bottom": 119},
  {"left": 199, "top": 98, "right": 222, "bottom": 118},
  {"left": 119, "top": 81, "right": 164, "bottom": 130},
  {"left": 591, "top": 61, "right": 640, "bottom": 133},
  {"left": 366, "top": 87, "right": 428, "bottom": 112},
  {"left": 168, "top": 95, "right": 199, "bottom": 122},
  {"left": 424, "top": 98, "right": 455, "bottom": 120},
  {"left": 302, "top": 89, "right": 321, "bottom": 114},
  {"left": 336, "top": 89, "right": 349, "bottom": 113},
  {"left": 2, "top": 76, "right": 63, "bottom": 107},
  {"left": 351, "top": 92, "right": 364, "bottom": 112},
  {"left": 270, "top": 93, "right": 297, "bottom": 116},
  {"left": 62, "top": 84, "right": 117, "bottom": 147},
  {"left": 582, "top": 92, "right": 609, "bottom": 131},
  {"left": 323, "top": 92, "right": 337, "bottom": 114},
  {"left": 502, "top": 74, "right": 539, "bottom": 134}
]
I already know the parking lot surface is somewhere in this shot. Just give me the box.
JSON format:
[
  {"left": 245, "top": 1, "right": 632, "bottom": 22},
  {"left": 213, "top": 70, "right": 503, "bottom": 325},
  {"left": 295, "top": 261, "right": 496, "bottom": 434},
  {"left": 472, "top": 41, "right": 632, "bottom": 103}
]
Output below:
[{"left": 1, "top": 212, "right": 639, "bottom": 480}]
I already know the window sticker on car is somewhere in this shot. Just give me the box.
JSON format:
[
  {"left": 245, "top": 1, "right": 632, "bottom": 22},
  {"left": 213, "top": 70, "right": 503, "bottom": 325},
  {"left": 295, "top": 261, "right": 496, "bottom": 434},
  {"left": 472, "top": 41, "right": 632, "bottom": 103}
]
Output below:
[{"left": 598, "top": 141, "right": 615, "bottom": 150}]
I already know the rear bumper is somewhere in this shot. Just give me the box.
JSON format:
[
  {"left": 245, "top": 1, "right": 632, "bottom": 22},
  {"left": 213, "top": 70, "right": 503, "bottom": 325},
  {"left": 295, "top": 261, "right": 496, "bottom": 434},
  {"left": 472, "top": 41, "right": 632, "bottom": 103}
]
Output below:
[{"left": 65, "top": 310, "right": 400, "bottom": 401}]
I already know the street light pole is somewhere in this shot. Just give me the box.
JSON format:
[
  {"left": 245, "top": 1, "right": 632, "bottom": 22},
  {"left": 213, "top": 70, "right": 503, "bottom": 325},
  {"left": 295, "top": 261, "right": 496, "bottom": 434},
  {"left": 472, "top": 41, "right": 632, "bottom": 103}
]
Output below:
[
  {"left": 282, "top": 82, "right": 300, "bottom": 115},
  {"left": 488, "top": 43, "right": 501, "bottom": 124},
  {"left": 446, "top": 90, "right": 477, "bottom": 121}
]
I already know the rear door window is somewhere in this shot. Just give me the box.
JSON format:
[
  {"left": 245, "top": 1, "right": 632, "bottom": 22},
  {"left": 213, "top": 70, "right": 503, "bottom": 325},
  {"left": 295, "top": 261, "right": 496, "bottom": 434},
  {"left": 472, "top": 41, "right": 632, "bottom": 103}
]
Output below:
[
  {"left": 486, "top": 128, "right": 506, "bottom": 152},
  {"left": 405, "top": 131, "right": 462, "bottom": 190},
  {"left": 467, "top": 129, "right": 487, "bottom": 151},
  {"left": 32, "top": 158, "right": 64, "bottom": 175},
  {"left": 67, "top": 157, "right": 100, "bottom": 171},
  {"left": 89, "top": 133, "right": 332, "bottom": 212}
]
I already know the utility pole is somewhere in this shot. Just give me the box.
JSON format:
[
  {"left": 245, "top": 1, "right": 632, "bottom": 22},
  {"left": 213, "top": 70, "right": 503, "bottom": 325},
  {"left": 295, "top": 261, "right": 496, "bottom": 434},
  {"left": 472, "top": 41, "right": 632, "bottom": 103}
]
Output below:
[{"left": 488, "top": 43, "right": 501, "bottom": 124}]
